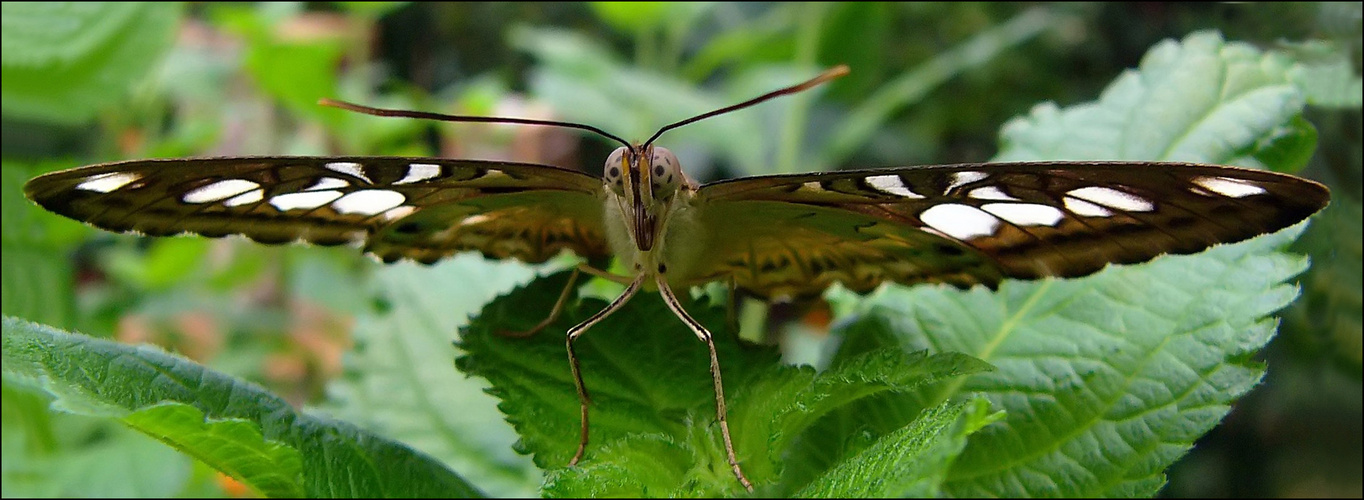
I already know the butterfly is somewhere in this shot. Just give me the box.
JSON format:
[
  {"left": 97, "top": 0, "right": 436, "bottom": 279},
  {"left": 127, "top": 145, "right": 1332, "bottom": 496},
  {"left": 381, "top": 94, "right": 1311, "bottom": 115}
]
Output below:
[{"left": 23, "top": 65, "right": 1330, "bottom": 491}]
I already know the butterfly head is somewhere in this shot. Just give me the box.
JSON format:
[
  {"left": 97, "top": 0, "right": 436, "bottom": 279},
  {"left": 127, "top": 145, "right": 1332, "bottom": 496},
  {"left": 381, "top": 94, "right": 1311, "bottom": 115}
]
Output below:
[{"left": 602, "top": 145, "right": 692, "bottom": 252}]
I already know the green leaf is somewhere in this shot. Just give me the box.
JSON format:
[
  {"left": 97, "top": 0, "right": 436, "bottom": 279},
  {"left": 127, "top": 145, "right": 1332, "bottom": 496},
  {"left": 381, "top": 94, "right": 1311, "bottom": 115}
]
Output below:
[
  {"left": 333, "top": 2, "right": 409, "bottom": 19},
  {"left": 511, "top": 26, "right": 773, "bottom": 176},
  {"left": 123, "top": 403, "right": 304, "bottom": 498},
  {"left": 324, "top": 255, "right": 542, "bottom": 497},
  {"left": 1284, "top": 195, "right": 1364, "bottom": 370},
  {"left": 821, "top": 7, "right": 1058, "bottom": 167},
  {"left": 1, "top": 316, "right": 484, "bottom": 498},
  {"left": 213, "top": 5, "right": 348, "bottom": 128},
  {"left": 804, "top": 30, "right": 1323, "bottom": 498},
  {"left": 1282, "top": 40, "right": 1364, "bottom": 109},
  {"left": 1, "top": 2, "right": 183, "bottom": 125},
  {"left": 1, "top": 162, "right": 78, "bottom": 329},
  {"left": 831, "top": 222, "right": 1310, "bottom": 497},
  {"left": 1, "top": 392, "right": 212, "bottom": 498},
  {"left": 589, "top": 2, "right": 670, "bottom": 33},
  {"left": 103, "top": 238, "right": 211, "bottom": 291},
  {"left": 1249, "top": 114, "right": 1318, "bottom": 173},
  {"left": 996, "top": 31, "right": 1309, "bottom": 168},
  {"left": 794, "top": 397, "right": 1001, "bottom": 498},
  {"left": 457, "top": 271, "right": 991, "bottom": 496}
]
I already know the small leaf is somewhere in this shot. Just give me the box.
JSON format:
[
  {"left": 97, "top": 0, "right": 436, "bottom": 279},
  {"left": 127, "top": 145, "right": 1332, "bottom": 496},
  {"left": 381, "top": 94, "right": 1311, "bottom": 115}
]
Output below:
[{"left": 1249, "top": 114, "right": 1318, "bottom": 173}]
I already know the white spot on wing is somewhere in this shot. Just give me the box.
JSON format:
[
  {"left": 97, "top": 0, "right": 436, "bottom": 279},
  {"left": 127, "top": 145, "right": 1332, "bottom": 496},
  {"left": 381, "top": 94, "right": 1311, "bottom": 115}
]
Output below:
[
  {"left": 982, "top": 203, "right": 1065, "bottom": 226},
  {"left": 1067, "top": 186, "right": 1154, "bottom": 212},
  {"left": 76, "top": 172, "right": 142, "bottom": 193},
  {"left": 381, "top": 205, "right": 417, "bottom": 221},
  {"left": 866, "top": 175, "right": 924, "bottom": 198},
  {"left": 460, "top": 214, "right": 492, "bottom": 227},
  {"left": 799, "top": 181, "right": 822, "bottom": 192},
  {"left": 1063, "top": 196, "right": 1113, "bottom": 217},
  {"left": 919, "top": 203, "right": 999, "bottom": 240},
  {"left": 968, "top": 186, "right": 1020, "bottom": 201},
  {"left": 306, "top": 177, "right": 350, "bottom": 191},
  {"left": 324, "top": 162, "right": 371, "bottom": 183},
  {"left": 183, "top": 179, "right": 260, "bottom": 203},
  {"left": 332, "top": 190, "right": 406, "bottom": 215},
  {"left": 224, "top": 189, "right": 264, "bottom": 207},
  {"left": 946, "top": 171, "right": 988, "bottom": 192},
  {"left": 270, "top": 190, "right": 343, "bottom": 211},
  {"left": 1192, "top": 176, "right": 1266, "bottom": 198},
  {"left": 396, "top": 163, "right": 441, "bottom": 184}
]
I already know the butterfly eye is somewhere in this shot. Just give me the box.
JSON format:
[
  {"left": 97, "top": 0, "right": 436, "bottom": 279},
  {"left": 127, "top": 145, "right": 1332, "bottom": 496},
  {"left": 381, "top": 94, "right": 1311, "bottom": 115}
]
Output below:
[
  {"left": 603, "top": 147, "right": 628, "bottom": 194},
  {"left": 650, "top": 147, "right": 682, "bottom": 198}
]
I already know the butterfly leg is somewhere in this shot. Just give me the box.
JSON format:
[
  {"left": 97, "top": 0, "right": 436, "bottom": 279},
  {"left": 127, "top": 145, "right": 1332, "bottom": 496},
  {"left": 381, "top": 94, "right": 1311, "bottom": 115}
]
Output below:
[
  {"left": 656, "top": 274, "right": 754, "bottom": 492},
  {"left": 500, "top": 268, "right": 582, "bottom": 338},
  {"left": 565, "top": 273, "right": 646, "bottom": 467},
  {"left": 502, "top": 263, "right": 635, "bottom": 338}
]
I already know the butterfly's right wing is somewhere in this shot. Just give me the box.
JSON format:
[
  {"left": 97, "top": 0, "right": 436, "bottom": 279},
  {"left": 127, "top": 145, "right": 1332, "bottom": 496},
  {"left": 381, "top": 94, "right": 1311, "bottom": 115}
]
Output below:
[
  {"left": 683, "top": 162, "right": 1328, "bottom": 300},
  {"left": 24, "top": 156, "right": 611, "bottom": 265}
]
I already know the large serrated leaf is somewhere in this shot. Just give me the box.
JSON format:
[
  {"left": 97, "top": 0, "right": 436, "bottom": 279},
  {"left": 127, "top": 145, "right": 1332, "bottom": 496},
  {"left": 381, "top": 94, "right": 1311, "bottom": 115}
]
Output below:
[
  {"left": 834, "top": 225, "right": 1308, "bottom": 497},
  {"left": 1, "top": 317, "right": 483, "bottom": 498},
  {"left": 996, "top": 31, "right": 1311, "bottom": 169},
  {"left": 808, "top": 30, "right": 1323, "bottom": 498},
  {"left": 457, "top": 270, "right": 990, "bottom": 497}
]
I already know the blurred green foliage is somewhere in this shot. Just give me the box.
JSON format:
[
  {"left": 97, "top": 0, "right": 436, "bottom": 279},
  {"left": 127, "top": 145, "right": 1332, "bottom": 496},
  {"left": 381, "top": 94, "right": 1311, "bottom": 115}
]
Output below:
[{"left": 1, "top": 2, "right": 1359, "bottom": 498}]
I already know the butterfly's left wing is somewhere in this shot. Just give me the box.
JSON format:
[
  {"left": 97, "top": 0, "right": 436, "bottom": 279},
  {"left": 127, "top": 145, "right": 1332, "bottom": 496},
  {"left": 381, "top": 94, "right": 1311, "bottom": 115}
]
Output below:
[
  {"left": 24, "top": 156, "right": 611, "bottom": 265},
  {"left": 682, "top": 162, "right": 1328, "bottom": 300}
]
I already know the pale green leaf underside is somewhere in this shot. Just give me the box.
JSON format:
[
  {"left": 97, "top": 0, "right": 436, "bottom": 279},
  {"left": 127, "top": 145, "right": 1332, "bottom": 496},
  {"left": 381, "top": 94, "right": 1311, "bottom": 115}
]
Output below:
[
  {"left": 123, "top": 403, "right": 305, "bottom": 498},
  {"left": 832, "top": 224, "right": 1309, "bottom": 497},
  {"left": 322, "top": 254, "right": 542, "bottom": 497},
  {"left": 996, "top": 31, "right": 1310, "bottom": 169},
  {"left": 1, "top": 317, "right": 483, "bottom": 498}
]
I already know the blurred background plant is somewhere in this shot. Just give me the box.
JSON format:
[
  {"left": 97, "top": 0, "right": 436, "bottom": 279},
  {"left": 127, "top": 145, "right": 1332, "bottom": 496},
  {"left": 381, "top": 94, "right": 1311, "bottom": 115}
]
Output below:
[{"left": 2, "top": 2, "right": 1358, "bottom": 497}]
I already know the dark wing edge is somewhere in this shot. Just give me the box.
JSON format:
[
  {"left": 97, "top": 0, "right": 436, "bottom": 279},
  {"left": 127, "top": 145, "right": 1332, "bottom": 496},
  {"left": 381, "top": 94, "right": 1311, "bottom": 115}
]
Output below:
[
  {"left": 688, "top": 161, "right": 1329, "bottom": 299},
  {"left": 24, "top": 156, "right": 612, "bottom": 265}
]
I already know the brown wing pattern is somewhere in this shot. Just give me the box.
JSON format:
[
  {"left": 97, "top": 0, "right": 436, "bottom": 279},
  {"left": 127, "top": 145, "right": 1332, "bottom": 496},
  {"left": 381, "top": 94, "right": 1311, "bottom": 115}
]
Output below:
[
  {"left": 692, "top": 161, "right": 1329, "bottom": 299},
  {"left": 24, "top": 156, "right": 610, "bottom": 265}
]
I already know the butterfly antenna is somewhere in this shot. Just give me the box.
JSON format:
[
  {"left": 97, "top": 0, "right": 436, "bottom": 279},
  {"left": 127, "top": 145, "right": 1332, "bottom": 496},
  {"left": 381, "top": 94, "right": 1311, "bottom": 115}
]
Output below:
[
  {"left": 319, "top": 98, "right": 633, "bottom": 150},
  {"left": 642, "top": 64, "right": 850, "bottom": 148}
]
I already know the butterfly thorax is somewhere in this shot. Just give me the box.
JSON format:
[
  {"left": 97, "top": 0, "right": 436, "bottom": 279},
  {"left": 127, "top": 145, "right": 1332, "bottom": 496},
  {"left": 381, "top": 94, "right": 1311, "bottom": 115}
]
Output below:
[{"left": 600, "top": 144, "right": 706, "bottom": 287}]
